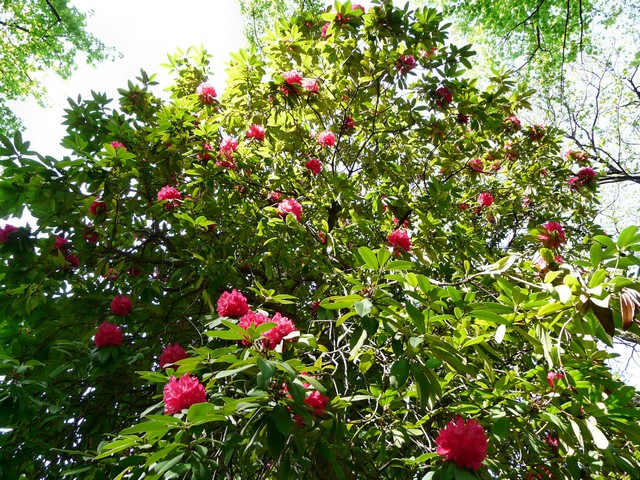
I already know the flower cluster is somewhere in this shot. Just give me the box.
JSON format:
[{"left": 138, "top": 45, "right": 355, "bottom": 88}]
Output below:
[
  {"left": 282, "top": 70, "right": 303, "bottom": 85},
  {"left": 196, "top": 82, "right": 217, "bottom": 104},
  {"left": 568, "top": 167, "right": 597, "bottom": 190},
  {"left": 246, "top": 124, "right": 266, "bottom": 142},
  {"left": 469, "top": 158, "right": 484, "bottom": 173},
  {"left": 529, "top": 125, "right": 545, "bottom": 142},
  {"left": 163, "top": 373, "right": 206, "bottom": 415},
  {"left": 316, "top": 130, "right": 335, "bottom": 147},
  {"left": 111, "top": 295, "right": 133, "bottom": 316},
  {"left": 217, "top": 289, "right": 250, "bottom": 317},
  {"left": 197, "top": 143, "right": 214, "bottom": 161},
  {"left": 388, "top": 229, "right": 411, "bottom": 253},
  {"left": 435, "top": 417, "right": 488, "bottom": 471},
  {"left": 159, "top": 344, "right": 188, "bottom": 370},
  {"left": 305, "top": 159, "right": 322, "bottom": 175},
  {"left": 0, "top": 224, "right": 18, "bottom": 244},
  {"left": 547, "top": 371, "right": 564, "bottom": 388},
  {"left": 477, "top": 191, "right": 494, "bottom": 207},
  {"left": 301, "top": 78, "right": 319, "bottom": 93},
  {"left": 89, "top": 198, "right": 107, "bottom": 216},
  {"left": 504, "top": 116, "right": 521, "bottom": 132},
  {"left": 110, "top": 141, "right": 126, "bottom": 150},
  {"left": 283, "top": 381, "right": 330, "bottom": 426},
  {"left": 219, "top": 136, "right": 238, "bottom": 159},
  {"left": 435, "top": 86, "right": 452, "bottom": 108},
  {"left": 95, "top": 321, "right": 123, "bottom": 348},
  {"left": 277, "top": 198, "right": 303, "bottom": 222},
  {"left": 396, "top": 55, "right": 416, "bottom": 73},
  {"left": 565, "top": 149, "right": 590, "bottom": 163},
  {"left": 157, "top": 186, "right": 182, "bottom": 210},
  {"left": 52, "top": 235, "right": 80, "bottom": 268},
  {"left": 537, "top": 222, "right": 566, "bottom": 250}
]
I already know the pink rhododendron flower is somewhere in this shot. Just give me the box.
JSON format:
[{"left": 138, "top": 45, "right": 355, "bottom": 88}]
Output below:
[
  {"left": 238, "top": 311, "right": 270, "bottom": 346},
  {"left": 217, "top": 289, "right": 250, "bottom": 317},
  {"left": 545, "top": 433, "right": 559, "bottom": 452},
  {"left": 305, "top": 159, "right": 322, "bottom": 175},
  {"left": 469, "top": 159, "right": 484, "bottom": 172},
  {"left": 163, "top": 373, "right": 207, "bottom": 415},
  {"left": 283, "top": 70, "right": 303, "bottom": 85},
  {"left": 110, "top": 141, "right": 126, "bottom": 150},
  {"left": 53, "top": 235, "right": 69, "bottom": 250},
  {"left": 219, "top": 137, "right": 238, "bottom": 158},
  {"left": 459, "top": 203, "right": 468, "bottom": 211},
  {"left": 159, "top": 344, "right": 188, "bottom": 370},
  {"left": 396, "top": 55, "right": 416, "bottom": 73},
  {"left": 504, "top": 116, "right": 521, "bottom": 131},
  {"left": 94, "top": 322, "right": 123, "bottom": 348},
  {"left": 388, "top": 229, "right": 411, "bottom": 252},
  {"left": 566, "top": 149, "right": 590, "bottom": 163},
  {"left": 263, "top": 312, "right": 298, "bottom": 350},
  {"left": 246, "top": 124, "right": 266, "bottom": 141},
  {"left": 568, "top": 167, "right": 598, "bottom": 190},
  {"left": 477, "top": 192, "right": 494, "bottom": 206},
  {"left": 435, "top": 417, "right": 488, "bottom": 471},
  {"left": 547, "top": 371, "right": 564, "bottom": 388},
  {"left": 111, "top": 295, "right": 133, "bottom": 316},
  {"left": 435, "top": 86, "right": 452, "bottom": 108},
  {"left": 157, "top": 186, "right": 182, "bottom": 202},
  {"left": 538, "top": 222, "right": 566, "bottom": 249},
  {"left": 196, "top": 82, "right": 217, "bottom": 103},
  {"left": 321, "top": 22, "right": 331, "bottom": 38},
  {"left": 0, "top": 224, "right": 18, "bottom": 244},
  {"left": 301, "top": 78, "right": 319, "bottom": 93},
  {"left": 89, "top": 199, "right": 107, "bottom": 216},
  {"left": 316, "top": 130, "right": 335, "bottom": 147},
  {"left": 277, "top": 198, "right": 303, "bottom": 222}
]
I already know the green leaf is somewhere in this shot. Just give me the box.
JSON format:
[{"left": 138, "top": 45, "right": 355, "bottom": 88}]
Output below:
[
  {"left": 272, "top": 404, "right": 293, "bottom": 437},
  {"left": 205, "top": 330, "right": 246, "bottom": 341},
  {"left": 354, "top": 298, "right": 372, "bottom": 317},
  {"left": 390, "top": 358, "right": 410, "bottom": 389},
  {"left": 187, "top": 402, "right": 223, "bottom": 425},
  {"left": 358, "top": 246, "right": 379, "bottom": 269}
]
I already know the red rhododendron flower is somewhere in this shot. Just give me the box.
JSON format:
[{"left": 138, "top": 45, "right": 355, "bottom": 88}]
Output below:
[
  {"left": 343, "top": 116, "right": 356, "bottom": 131},
  {"left": 316, "top": 130, "right": 335, "bottom": 147},
  {"left": 547, "top": 371, "right": 564, "bottom": 388},
  {"left": 110, "top": 141, "right": 126, "bottom": 150},
  {"left": 238, "top": 311, "right": 270, "bottom": 346},
  {"left": 388, "top": 229, "right": 411, "bottom": 252},
  {"left": 217, "top": 289, "right": 250, "bottom": 317},
  {"left": 396, "top": 55, "right": 416, "bottom": 73},
  {"left": 545, "top": 433, "right": 559, "bottom": 452},
  {"left": 263, "top": 312, "right": 298, "bottom": 350},
  {"left": 504, "top": 116, "right": 521, "bottom": 131},
  {"left": 196, "top": 82, "right": 217, "bottom": 103},
  {"left": 159, "top": 343, "right": 188, "bottom": 370},
  {"left": 89, "top": 199, "right": 107, "bottom": 216},
  {"left": 305, "top": 390, "right": 330, "bottom": 415},
  {"left": 477, "top": 192, "right": 494, "bottom": 206},
  {"left": 111, "top": 295, "right": 133, "bottom": 316},
  {"left": 268, "top": 191, "right": 282, "bottom": 202},
  {"left": 568, "top": 167, "right": 598, "bottom": 190},
  {"left": 302, "top": 78, "right": 319, "bottom": 93},
  {"left": 0, "top": 224, "right": 18, "bottom": 244},
  {"left": 529, "top": 124, "right": 545, "bottom": 142},
  {"left": 246, "top": 124, "right": 266, "bottom": 141},
  {"left": 457, "top": 113, "right": 470, "bottom": 124},
  {"left": 65, "top": 254, "right": 80, "bottom": 268},
  {"left": 538, "top": 221, "right": 566, "bottom": 249},
  {"left": 435, "top": 417, "right": 488, "bottom": 471},
  {"left": 305, "top": 159, "right": 322, "bottom": 175},
  {"left": 83, "top": 227, "right": 99, "bottom": 243},
  {"left": 157, "top": 186, "right": 182, "bottom": 202},
  {"left": 283, "top": 70, "right": 303, "bottom": 85},
  {"left": 94, "top": 321, "right": 123, "bottom": 348},
  {"left": 435, "top": 86, "right": 452, "bottom": 108},
  {"left": 196, "top": 143, "right": 214, "bottom": 161},
  {"left": 163, "top": 373, "right": 207, "bottom": 415},
  {"left": 469, "top": 158, "right": 484, "bottom": 172},
  {"left": 53, "top": 235, "right": 69, "bottom": 250},
  {"left": 459, "top": 203, "right": 468, "bottom": 211}
]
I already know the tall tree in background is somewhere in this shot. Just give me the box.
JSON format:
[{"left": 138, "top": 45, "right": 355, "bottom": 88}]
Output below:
[
  {"left": 2, "top": 1, "right": 640, "bottom": 479},
  {"left": 430, "top": 0, "right": 640, "bottom": 190},
  {"left": 0, "top": 0, "right": 110, "bottom": 134}
]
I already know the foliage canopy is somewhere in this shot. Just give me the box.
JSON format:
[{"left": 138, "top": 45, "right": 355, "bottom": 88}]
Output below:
[{"left": 1, "top": 2, "right": 640, "bottom": 479}]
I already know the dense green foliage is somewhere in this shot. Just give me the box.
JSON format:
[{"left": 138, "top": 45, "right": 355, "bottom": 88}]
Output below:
[
  {"left": 0, "top": 0, "right": 110, "bottom": 134},
  {"left": 1, "top": 2, "right": 640, "bottom": 479}
]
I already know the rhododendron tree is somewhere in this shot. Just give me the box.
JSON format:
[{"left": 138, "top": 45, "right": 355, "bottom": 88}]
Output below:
[{"left": 1, "top": 3, "right": 640, "bottom": 479}]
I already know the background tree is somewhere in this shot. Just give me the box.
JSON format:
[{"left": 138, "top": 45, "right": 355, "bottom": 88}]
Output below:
[
  {"left": 0, "top": 0, "right": 111, "bottom": 135},
  {"left": 1, "top": 2, "right": 640, "bottom": 479}
]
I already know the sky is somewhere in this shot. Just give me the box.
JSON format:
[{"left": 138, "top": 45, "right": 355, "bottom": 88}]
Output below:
[{"left": 9, "top": 0, "right": 247, "bottom": 158}]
